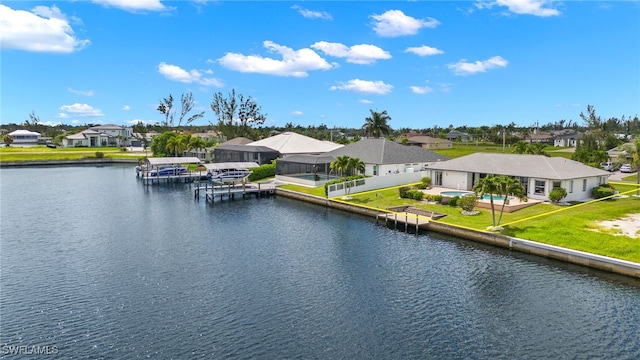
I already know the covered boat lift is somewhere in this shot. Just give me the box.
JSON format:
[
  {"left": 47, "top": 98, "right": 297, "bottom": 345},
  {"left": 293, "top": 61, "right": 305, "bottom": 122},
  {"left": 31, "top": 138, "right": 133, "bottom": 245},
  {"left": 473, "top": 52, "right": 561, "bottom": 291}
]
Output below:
[{"left": 137, "top": 157, "right": 204, "bottom": 184}]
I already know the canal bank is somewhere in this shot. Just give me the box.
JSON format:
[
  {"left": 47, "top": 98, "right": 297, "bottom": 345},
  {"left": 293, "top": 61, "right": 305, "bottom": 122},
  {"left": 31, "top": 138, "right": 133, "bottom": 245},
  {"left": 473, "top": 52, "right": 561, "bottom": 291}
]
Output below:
[
  {"left": 276, "top": 188, "right": 640, "bottom": 279},
  {"left": 0, "top": 158, "right": 139, "bottom": 167}
]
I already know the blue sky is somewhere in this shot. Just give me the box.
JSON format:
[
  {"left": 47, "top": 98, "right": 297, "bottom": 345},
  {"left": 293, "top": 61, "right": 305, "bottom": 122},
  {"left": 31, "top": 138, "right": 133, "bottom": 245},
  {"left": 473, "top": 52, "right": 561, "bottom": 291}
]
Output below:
[{"left": 1, "top": 1, "right": 639, "bottom": 130}]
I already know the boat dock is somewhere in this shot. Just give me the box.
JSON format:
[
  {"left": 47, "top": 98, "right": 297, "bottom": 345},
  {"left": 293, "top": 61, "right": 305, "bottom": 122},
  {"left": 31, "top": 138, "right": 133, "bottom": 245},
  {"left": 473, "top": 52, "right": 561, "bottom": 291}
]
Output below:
[{"left": 194, "top": 182, "right": 276, "bottom": 203}]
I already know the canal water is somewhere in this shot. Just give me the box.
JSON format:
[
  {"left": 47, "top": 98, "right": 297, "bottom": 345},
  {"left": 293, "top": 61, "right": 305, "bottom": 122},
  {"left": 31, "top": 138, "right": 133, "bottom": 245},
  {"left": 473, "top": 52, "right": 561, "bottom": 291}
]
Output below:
[{"left": 1, "top": 165, "right": 639, "bottom": 359}]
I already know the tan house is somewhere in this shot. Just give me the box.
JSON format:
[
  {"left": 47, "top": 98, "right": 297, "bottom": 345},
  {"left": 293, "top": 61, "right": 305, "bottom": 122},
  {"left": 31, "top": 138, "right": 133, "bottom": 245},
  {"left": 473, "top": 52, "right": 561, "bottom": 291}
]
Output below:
[{"left": 406, "top": 135, "right": 453, "bottom": 150}]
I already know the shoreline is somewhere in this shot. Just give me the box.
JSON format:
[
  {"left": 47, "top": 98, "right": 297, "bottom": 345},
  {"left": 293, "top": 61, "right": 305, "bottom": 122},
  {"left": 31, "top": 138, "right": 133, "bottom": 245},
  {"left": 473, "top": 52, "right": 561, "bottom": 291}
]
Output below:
[
  {"left": 0, "top": 158, "right": 139, "bottom": 167},
  {"left": 276, "top": 188, "right": 640, "bottom": 279}
]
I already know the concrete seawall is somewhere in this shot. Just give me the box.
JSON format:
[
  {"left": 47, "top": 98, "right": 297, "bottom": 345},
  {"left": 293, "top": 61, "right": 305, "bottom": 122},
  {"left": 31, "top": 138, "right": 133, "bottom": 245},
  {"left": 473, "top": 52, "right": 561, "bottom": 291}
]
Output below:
[
  {"left": 0, "top": 159, "right": 139, "bottom": 167},
  {"left": 276, "top": 188, "right": 640, "bottom": 279}
]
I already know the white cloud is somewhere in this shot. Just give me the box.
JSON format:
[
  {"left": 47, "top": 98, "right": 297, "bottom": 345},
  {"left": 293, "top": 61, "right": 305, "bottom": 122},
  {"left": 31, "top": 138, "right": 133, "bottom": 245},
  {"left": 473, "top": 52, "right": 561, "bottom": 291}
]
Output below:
[
  {"left": 329, "top": 79, "right": 393, "bottom": 95},
  {"left": 405, "top": 45, "right": 444, "bottom": 57},
  {"left": 476, "top": 0, "right": 560, "bottom": 17},
  {"left": 410, "top": 85, "right": 433, "bottom": 94},
  {"left": 157, "top": 62, "right": 224, "bottom": 87},
  {"left": 41, "top": 121, "right": 63, "bottom": 126},
  {"left": 359, "top": 99, "right": 373, "bottom": 104},
  {"left": 0, "top": 5, "right": 90, "bottom": 53},
  {"left": 92, "top": 0, "right": 170, "bottom": 12},
  {"left": 218, "top": 41, "right": 337, "bottom": 77},
  {"left": 126, "top": 118, "right": 156, "bottom": 125},
  {"left": 292, "top": 110, "right": 303, "bottom": 116},
  {"left": 448, "top": 56, "right": 508, "bottom": 75},
  {"left": 59, "top": 103, "right": 105, "bottom": 117},
  {"left": 68, "top": 88, "right": 95, "bottom": 96},
  {"left": 55, "top": 113, "right": 69, "bottom": 119},
  {"left": 122, "top": 105, "right": 131, "bottom": 110},
  {"left": 311, "top": 41, "right": 391, "bottom": 65},
  {"left": 291, "top": 5, "right": 332, "bottom": 20},
  {"left": 370, "top": 10, "right": 440, "bottom": 37}
]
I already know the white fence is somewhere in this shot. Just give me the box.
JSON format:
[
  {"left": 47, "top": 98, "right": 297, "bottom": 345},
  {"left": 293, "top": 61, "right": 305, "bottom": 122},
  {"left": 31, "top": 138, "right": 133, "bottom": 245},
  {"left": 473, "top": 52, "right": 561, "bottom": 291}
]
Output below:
[{"left": 327, "top": 171, "right": 427, "bottom": 198}]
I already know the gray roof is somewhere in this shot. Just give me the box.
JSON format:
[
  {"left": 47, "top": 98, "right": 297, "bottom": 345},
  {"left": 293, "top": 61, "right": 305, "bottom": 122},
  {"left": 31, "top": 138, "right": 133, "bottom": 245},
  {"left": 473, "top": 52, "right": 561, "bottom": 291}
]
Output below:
[
  {"left": 428, "top": 153, "right": 610, "bottom": 180},
  {"left": 279, "top": 154, "right": 336, "bottom": 165},
  {"left": 217, "top": 144, "right": 278, "bottom": 153},
  {"left": 327, "top": 138, "right": 449, "bottom": 164},
  {"left": 219, "top": 137, "right": 253, "bottom": 146}
]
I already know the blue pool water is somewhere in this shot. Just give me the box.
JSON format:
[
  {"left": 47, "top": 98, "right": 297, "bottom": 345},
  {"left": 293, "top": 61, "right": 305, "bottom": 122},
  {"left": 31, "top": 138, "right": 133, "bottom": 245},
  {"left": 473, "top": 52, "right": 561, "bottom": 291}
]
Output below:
[{"left": 440, "top": 191, "right": 513, "bottom": 201}]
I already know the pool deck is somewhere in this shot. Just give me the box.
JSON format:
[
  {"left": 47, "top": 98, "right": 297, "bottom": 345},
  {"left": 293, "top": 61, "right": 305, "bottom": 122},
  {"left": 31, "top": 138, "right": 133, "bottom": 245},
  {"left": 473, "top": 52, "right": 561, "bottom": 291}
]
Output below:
[{"left": 423, "top": 186, "right": 541, "bottom": 212}]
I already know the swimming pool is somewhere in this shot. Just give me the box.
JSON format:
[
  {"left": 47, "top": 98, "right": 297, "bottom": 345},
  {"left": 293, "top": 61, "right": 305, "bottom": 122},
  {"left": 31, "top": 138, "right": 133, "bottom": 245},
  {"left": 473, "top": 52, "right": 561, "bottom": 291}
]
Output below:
[
  {"left": 439, "top": 191, "right": 513, "bottom": 201},
  {"left": 440, "top": 191, "right": 473, "bottom": 197}
]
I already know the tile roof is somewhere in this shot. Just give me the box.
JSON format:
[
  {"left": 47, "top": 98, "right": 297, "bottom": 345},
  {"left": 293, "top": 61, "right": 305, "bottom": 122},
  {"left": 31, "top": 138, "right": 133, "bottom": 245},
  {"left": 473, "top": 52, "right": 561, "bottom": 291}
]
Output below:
[
  {"left": 249, "top": 132, "right": 343, "bottom": 154},
  {"left": 428, "top": 153, "right": 610, "bottom": 179},
  {"left": 328, "top": 138, "right": 449, "bottom": 164}
]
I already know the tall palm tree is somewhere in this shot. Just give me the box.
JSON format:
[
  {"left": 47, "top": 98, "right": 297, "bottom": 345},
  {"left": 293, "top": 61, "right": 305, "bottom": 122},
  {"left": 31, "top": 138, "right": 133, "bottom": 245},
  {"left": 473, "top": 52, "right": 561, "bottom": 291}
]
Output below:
[
  {"left": 494, "top": 176, "right": 527, "bottom": 226},
  {"left": 347, "top": 157, "right": 365, "bottom": 176},
  {"left": 330, "top": 155, "right": 350, "bottom": 177},
  {"left": 363, "top": 110, "right": 392, "bottom": 138},
  {"left": 165, "top": 136, "right": 181, "bottom": 157},
  {"left": 473, "top": 175, "right": 501, "bottom": 227}
]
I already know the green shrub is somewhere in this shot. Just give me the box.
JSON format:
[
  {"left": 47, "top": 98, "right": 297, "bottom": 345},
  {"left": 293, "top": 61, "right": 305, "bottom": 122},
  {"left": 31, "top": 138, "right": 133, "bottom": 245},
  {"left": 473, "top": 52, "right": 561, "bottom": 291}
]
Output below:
[
  {"left": 448, "top": 196, "right": 460, "bottom": 207},
  {"left": 458, "top": 195, "right": 478, "bottom": 211},
  {"left": 399, "top": 186, "right": 411, "bottom": 198},
  {"left": 248, "top": 162, "right": 276, "bottom": 182},
  {"left": 592, "top": 186, "right": 615, "bottom": 199},
  {"left": 549, "top": 187, "right": 568, "bottom": 203},
  {"left": 95, "top": 151, "right": 104, "bottom": 159}
]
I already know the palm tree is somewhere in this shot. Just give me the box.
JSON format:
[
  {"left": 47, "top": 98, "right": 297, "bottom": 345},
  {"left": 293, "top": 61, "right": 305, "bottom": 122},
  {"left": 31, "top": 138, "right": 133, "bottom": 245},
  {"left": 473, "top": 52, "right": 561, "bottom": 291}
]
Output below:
[
  {"left": 512, "top": 141, "right": 528, "bottom": 154},
  {"left": 473, "top": 175, "right": 501, "bottom": 227},
  {"left": 165, "top": 136, "right": 181, "bottom": 157},
  {"left": 363, "top": 109, "right": 392, "bottom": 138},
  {"left": 347, "top": 157, "right": 365, "bottom": 176},
  {"left": 330, "top": 155, "right": 350, "bottom": 177},
  {"left": 494, "top": 176, "right": 527, "bottom": 226}
]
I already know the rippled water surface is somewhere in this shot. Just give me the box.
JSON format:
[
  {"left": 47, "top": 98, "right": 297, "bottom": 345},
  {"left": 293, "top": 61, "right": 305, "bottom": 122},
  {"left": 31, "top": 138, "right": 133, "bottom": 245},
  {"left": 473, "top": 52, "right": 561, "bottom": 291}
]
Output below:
[{"left": 1, "top": 165, "right": 640, "bottom": 359}]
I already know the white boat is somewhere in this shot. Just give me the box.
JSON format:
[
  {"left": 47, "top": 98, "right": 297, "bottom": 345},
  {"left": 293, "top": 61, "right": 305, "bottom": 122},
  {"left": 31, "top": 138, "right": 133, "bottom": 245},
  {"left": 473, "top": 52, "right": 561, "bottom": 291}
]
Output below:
[
  {"left": 203, "top": 162, "right": 259, "bottom": 184},
  {"left": 208, "top": 169, "right": 252, "bottom": 183}
]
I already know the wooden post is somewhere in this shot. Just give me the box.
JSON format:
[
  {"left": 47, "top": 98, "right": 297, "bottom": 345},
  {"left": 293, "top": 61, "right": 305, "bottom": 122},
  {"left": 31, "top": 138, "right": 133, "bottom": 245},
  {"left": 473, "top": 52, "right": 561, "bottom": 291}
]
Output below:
[{"left": 405, "top": 212, "right": 408, "bottom": 232}]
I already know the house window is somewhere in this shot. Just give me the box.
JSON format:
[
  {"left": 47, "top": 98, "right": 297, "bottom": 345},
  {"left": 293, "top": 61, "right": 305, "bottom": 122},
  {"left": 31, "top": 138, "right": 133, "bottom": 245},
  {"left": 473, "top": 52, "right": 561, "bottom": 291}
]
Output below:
[
  {"left": 569, "top": 180, "right": 574, "bottom": 193},
  {"left": 552, "top": 181, "right": 561, "bottom": 189},
  {"left": 582, "top": 179, "right": 587, "bottom": 191},
  {"left": 534, "top": 180, "right": 545, "bottom": 195},
  {"left": 373, "top": 165, "right": 378, "bottom": 176}
]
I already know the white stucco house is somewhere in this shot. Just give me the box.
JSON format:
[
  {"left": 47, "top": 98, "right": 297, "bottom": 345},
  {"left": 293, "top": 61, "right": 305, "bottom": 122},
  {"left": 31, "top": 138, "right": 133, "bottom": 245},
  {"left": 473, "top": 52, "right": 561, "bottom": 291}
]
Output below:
[
  {"left": 63, "top": 124, "right": 133, "bottom": 147},
  {"left": 8, "top": 129, "right": 41, "bottom": 145},
  {"left": 425, "top": 153, "right": 610, "bottom": 202}
]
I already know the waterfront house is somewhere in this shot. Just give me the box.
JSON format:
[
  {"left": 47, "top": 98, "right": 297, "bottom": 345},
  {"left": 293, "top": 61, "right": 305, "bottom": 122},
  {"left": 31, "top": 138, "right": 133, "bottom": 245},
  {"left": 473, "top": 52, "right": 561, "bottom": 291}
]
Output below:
[
  {"left": 63, "top": 124, "right": 134, "bottom": 147},
  {"left": 7, "top": 129, "right": 41, "bottom": 146},
  {"left": 249, "top": 132, "right": 343, "bottom": 156},
  {"left": 214, "top": 144, "right": 279, "bottom": 165},
  {"left": 328, "top": 138, "right": 449, "bottom": 176},
  {"left": 275, "top": 138, "right": 449, "bottom": 186},
  {"left": 425, "top": 153, "right": 610, "bottom": 202}
]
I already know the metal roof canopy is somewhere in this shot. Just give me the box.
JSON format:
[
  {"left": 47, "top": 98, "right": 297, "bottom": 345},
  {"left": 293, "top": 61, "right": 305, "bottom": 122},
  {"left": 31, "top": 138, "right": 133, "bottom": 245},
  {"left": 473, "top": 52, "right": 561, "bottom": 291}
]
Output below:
[
  {"left": 203, "top": 162, "right": 259, "bottom": 171},
  {"left": 145, "top": 157, "right": 203, "bottom": 166}
]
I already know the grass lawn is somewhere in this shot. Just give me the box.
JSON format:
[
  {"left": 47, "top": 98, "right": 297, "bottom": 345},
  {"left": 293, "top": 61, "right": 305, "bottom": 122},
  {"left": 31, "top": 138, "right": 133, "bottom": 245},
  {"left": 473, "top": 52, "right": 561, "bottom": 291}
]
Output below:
[
  {"left": 433, "top": 142, "right": 570, "bottom": 159},
  {"left": 0, "top": 146, "right": 144, "bottom": 162},
  {"left": 340, "top": 184, "right": 640, "bottom": 263},
  {"left": 279, "top": 183, "right": 327, "bottom": 197}
]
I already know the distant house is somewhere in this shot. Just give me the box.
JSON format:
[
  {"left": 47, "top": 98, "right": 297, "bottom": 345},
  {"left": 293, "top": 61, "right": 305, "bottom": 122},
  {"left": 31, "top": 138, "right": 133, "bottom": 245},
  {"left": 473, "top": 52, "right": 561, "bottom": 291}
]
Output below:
[
  {"left": 406, "top": 135, "right": 453, "bottom": 150},
  {"left": 525, "top": 131, "right": 552, "bottom": 144},
  {"left": 63, "top": 124, "right": 133, "bottom": 147},
  {"left": 446, "top": 130, "right": 472, "bottom": 142},
  {"left": 425, "top": 153, "right": 610, "bottom": 202},
  {"left": 7, "top": 129, "right": 41, "bottom": 146},
  {"left": 553, "top": 133, "right": 582, "bottom": 147}
]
